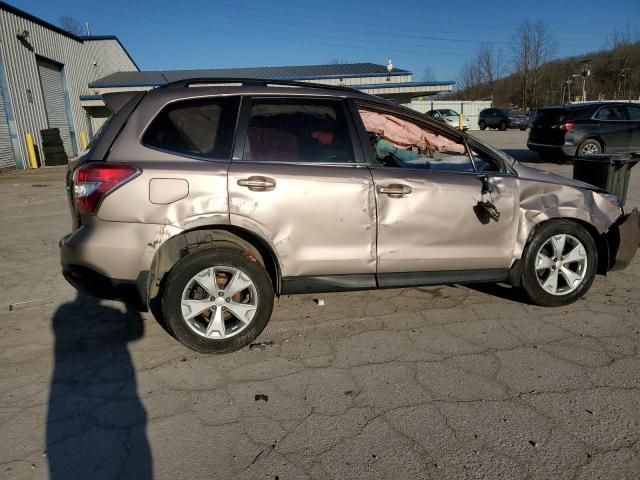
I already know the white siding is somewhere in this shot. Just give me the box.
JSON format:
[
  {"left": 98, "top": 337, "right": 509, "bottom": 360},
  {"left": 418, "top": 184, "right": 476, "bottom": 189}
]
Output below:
[
  {"left": 410, "top": 100, "right": 493, "bottom": 130},
  {"left": 0, "top": 7, "right": 137, "bottom": 168}
]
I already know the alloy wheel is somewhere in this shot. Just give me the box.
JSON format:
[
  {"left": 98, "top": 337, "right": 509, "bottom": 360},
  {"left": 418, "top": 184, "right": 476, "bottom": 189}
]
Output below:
[
  {"left": 535, "top": 234, "right": 588, "bottom": 296},
  {"left": 180, "top": 266, "right": 258, "bottom": 339}
]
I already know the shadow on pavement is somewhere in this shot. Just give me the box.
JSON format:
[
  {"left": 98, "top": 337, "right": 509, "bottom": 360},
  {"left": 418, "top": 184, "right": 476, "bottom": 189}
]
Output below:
[
  {"left": 46, "top": 293, "right": 152, "bottom": 480},
  {"left": 467, "top": 282, "right": 531, "bottom": 304}
]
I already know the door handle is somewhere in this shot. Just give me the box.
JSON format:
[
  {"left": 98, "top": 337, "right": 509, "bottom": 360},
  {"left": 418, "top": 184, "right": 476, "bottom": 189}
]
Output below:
[
  {"left": 237, "top": 176, "right": 276, "bottom": 191},
  {"left": 377, "top": 184, "right": 412, "bottom": 197}
]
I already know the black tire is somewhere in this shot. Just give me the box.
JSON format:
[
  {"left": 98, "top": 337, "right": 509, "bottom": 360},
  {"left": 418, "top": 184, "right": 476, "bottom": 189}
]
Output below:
[
  {"left": 520, "top": 220, "right": 598, "bottom": 307},
  {"left": 161, "top": 246, "right": 274, "bottom": 353},
  {"left": 519, "top": 126, "right": 527, "bottom": 131},
  {"left": 479, "top": 120, "right": 486, "bottom": 130},
  {"left": 577, "top": 138, "right": 602, "bottom": 156},
  {"left": 499, "top": 120, "right": 507, "bottom": 131},
  {"left": 42, "top": 145, "right": 67, "bottom": 155}
]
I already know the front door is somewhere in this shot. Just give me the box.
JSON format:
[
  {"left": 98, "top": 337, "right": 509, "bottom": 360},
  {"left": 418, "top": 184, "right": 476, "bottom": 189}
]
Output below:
[
  {"left": 593, "top": 105, "right": 631, "bottom": 152},
  {"left": 352, "top": 104, "right": 519, "bottom": 286},
  {"left": 227, "top": 96, "right": 377, "bottom": 288}
]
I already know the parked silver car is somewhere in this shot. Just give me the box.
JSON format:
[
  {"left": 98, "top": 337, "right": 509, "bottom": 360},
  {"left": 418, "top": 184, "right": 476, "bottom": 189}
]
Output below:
[
  {"left": 425, "top": 108, "right": 470, "bottom": 130},
  {"left": 60, "top": 79, "right": 640, "bottom": 353}
]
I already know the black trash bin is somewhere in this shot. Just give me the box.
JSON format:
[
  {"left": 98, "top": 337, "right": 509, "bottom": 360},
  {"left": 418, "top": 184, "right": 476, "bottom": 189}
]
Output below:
[{"left": 572, "top": 153, "right": 639, "bottom": 206}]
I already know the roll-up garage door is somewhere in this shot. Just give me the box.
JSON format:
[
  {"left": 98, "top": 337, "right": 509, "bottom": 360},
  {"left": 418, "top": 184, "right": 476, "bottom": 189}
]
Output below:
[
  {"left": 0, "top": 74, "right": 14, "bottom": 171},
  {"left": 37, "top": 58, "right": 73, "bottom": 159}
]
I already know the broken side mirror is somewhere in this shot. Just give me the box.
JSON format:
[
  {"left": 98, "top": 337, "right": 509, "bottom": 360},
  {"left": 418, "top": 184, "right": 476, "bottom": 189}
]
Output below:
[{"left": 475, "top": 175, "right": 501, "bottom": 223}]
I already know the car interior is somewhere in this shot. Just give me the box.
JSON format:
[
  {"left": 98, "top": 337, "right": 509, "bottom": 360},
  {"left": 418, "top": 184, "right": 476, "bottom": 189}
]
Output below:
[{"left": 358, "top": 108, "right": 500, "bottom": 172}]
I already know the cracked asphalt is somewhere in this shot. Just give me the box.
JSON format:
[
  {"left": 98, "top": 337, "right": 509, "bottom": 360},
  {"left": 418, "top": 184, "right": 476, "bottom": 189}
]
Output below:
[{"left": 1, "top": 131, "right": 639, "bottom": 479}]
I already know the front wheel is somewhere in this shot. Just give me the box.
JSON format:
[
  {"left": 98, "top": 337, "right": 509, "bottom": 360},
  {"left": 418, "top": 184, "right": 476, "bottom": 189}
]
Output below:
[
  {"left": 162, "top": 247, "right": 274, "bottom": 353},
  {"left": 520, "top": 220, "right": 597, "bottom": 307},
  {"left": 479, "top": 120, "right": 486, "bottom": 130},
  {"left": 499, "top": 121, "right": 507, "bottom": 131}
]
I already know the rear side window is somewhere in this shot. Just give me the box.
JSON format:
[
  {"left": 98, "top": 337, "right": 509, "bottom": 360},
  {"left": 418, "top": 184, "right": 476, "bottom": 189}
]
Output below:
[
  {"left": 242, "top": 98, "right": 355, "bottom": 163},
  {"left": 595, "top": 106, "right": 628, "bottom": 121},
  {"left": 143, "top": 96, "right": 239, "bottom": 159}
]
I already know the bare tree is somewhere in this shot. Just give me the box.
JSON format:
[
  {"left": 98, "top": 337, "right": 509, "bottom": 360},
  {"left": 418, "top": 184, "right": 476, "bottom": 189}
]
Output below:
[
  {"left": 512, "top": 20, "right": 557, "bottom": 108},
  {"left": 60, "top": 16, "right": 84, "bottom": 36},
  {"left": 476, "top": 44, "right": 504, "bottom": 98},
  {"left": 457, "top": 61, "right": 483, "bottom": 98},
  {"left": 328, "top": 58, "right": 349, "bottom": 65},
  {"left": 421, "top": 66, "right": 436, "bottom": 82}
]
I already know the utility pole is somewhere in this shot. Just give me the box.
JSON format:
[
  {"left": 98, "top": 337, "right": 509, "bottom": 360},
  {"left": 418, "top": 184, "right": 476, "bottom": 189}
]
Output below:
[{"left": 579, "top": 59, "right": 592, "bottom": 103}]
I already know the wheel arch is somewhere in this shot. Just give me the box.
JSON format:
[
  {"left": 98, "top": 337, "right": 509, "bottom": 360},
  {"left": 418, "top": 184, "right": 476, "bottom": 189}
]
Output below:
[{"left": 148, "top": 225, "right": 282, "bottom": 303}]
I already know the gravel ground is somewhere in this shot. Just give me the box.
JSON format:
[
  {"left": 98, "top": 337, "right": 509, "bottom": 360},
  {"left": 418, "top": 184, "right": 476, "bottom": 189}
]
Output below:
[{"left": 1, "top": 131, "right": 639, "bottom": 480}]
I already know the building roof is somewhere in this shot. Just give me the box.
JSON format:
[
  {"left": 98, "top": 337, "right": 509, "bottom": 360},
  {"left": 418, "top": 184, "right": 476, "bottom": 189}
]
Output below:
[
  {"left": 0, "top": 1, "right": 139, "bottom": 70},
  {"left": 89, "top": 63, "right": 412, "bottom": 88}
]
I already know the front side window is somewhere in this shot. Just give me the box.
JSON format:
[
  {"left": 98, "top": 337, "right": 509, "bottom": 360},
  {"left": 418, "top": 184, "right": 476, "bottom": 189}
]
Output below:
[
  {"left": 358, "top": 108, "right": 502, "bottom": 173},
  {"left": 143, "top": 96, "right": 239, "bottom": 159},
  {"left": 625, "top": 105, "right": 640, "bottom": 121},
  {"left": 242, "top": 98, "right": 355, "bottom": 163}
]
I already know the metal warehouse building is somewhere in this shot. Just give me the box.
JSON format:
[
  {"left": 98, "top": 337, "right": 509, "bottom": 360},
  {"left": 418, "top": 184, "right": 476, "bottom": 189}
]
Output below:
[{"left": 0, "top": 1, "right": 137, "bottom": 171}]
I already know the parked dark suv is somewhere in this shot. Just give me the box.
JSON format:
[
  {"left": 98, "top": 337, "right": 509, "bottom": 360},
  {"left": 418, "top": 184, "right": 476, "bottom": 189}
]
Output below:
[
  {"left": 528, "top": 102, "right": 640, "bottom": 161},
  {"left": 478, "top": 108, "right": 528, "bottom": 131}
]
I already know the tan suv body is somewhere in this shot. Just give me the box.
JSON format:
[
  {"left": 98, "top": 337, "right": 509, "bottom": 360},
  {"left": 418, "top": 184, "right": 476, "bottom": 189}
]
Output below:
[{"left": 60, "top": 79, "right": 640, "bottom": 353}]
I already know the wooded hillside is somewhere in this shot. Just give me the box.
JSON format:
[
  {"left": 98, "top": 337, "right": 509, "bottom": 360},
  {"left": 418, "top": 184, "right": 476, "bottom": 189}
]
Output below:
[{"left": 450, "top": 23, "right": 639, "bottom": 109}]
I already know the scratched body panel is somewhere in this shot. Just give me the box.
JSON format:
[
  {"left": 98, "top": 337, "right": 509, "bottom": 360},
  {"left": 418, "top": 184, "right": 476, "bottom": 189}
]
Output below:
[
  {"left": 371, "top": 168, "right": 519, "bottom": 272},
  {"left": 228, "top": 162, "right": 376, "bottom": 277}
]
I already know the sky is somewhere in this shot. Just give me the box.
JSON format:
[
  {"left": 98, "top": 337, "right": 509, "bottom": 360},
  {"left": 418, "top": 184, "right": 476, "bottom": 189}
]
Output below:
[{"left": 17, "top": 0, "right": 640, "bottom": 82}]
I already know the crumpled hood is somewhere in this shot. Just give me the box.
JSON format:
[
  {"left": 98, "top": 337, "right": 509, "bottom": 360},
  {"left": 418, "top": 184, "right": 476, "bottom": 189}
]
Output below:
[{"left": 512, "top": 161, "right": 605, "bottom": 192}]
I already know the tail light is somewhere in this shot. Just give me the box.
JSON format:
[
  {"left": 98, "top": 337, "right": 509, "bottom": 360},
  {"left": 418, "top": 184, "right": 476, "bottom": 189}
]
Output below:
[
  {"left": 552, "top": 122, "right": 574, "bottom": 132},
  {"left": 73, "top": 163, "right": 139, "bottom": 214}
]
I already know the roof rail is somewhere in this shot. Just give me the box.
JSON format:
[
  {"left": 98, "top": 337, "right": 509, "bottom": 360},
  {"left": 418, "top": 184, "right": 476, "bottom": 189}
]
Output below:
[{"left": 159, "top": 77, "right": 359, "bottom": 93}]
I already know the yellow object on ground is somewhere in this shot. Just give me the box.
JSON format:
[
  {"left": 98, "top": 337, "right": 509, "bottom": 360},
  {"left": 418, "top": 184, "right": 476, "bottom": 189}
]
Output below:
[
  {"left": 25, "top": 133, "right": 38, "bottom": 169},
  {"left": 80, "top": 131, "right": 88, "bottom": 150}
]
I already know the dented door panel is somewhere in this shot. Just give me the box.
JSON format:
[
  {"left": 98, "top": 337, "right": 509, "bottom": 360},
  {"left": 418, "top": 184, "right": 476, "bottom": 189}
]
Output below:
[
  {"left": 372, "top": 168, "right": 519, "bottom": 273},
  {"left": 228, "top": 162, "right": 377, "bottom": 277}
]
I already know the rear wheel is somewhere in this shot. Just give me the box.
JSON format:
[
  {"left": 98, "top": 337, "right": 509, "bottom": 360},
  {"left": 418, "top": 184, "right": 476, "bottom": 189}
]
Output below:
[
  {"left": 520, "top": 220, "right": 597, "bottom": 307},
  {"left": 499, "top": 120, "right": 507, "bottom": 131},
  {"left": 162, "top": 247, "right": 274, "bottom": 353},
  {"left": 479, "top": 120, "right": 486, "bottom": 130},
  {"left": 577, "top": 139, "right": 602, "bottom": 156}
]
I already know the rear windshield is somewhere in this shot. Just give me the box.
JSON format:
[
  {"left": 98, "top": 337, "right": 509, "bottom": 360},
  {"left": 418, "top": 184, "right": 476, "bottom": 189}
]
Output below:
[{"left": 532, "top": 107, "right": 593, "bottom": 125}]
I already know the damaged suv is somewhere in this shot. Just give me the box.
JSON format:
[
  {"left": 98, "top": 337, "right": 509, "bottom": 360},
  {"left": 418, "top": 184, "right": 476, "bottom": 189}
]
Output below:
[{"left": 60, "top": 79, "right": 640, "bottom": 353}]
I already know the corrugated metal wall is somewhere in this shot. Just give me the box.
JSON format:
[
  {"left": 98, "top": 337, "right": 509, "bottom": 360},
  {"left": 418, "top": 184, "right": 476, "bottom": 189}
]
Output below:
[{"left": 0, "top": 7, "right": 137, "bottom": 168}]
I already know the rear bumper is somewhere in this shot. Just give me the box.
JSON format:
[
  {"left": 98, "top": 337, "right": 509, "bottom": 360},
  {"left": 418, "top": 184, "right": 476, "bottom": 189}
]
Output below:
[
  {"left": 60, "top": 230, "right": 150, "bottom": 310},
  {"left": 610, "top": 209, "right": 640, "bottom": 271},
  {"left": 527, "top": 141, "right": 578, "bottom": 157},
  {"left": 61, "top": 262, "right": 149, "bottom": 310}
]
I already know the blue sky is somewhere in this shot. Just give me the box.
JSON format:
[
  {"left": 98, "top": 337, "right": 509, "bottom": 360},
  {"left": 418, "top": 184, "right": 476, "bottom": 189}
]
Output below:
[{"left": 18, "top": 0, "right": 640, "bottom": 82}]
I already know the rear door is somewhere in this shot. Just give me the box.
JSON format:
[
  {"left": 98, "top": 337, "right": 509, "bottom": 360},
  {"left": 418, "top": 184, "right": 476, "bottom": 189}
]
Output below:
[
  {"left": 624, "top": 104, "right": 640, "bottom": 150},
  {"left": 593, "top": 105, "right": 631, "bottom": 152},
  {"left": 227, "top": 96, "right": 377, "bottom": 288}
]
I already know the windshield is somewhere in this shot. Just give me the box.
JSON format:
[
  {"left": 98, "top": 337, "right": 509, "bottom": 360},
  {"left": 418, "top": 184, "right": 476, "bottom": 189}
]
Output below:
[{"left": 439, "top": 109, "right": 459, "bottom": 117}]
